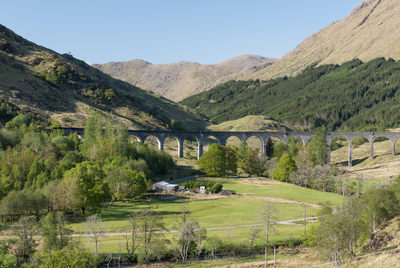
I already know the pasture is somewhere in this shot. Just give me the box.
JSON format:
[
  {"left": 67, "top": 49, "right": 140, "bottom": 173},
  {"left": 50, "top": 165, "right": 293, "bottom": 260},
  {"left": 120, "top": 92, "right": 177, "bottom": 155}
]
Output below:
[{"left": 69, "top": 177, "right": 345, "bottom": 255}]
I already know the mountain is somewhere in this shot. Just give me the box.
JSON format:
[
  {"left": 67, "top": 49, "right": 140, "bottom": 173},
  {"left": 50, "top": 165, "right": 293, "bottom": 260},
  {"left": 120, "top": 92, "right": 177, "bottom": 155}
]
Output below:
[
  {"left": 248, "top": 0, "right": 400, "bottom": 80},
  {"left": 181, "top": 58, "right": 400, "bottom": 131},
  {"left": 94, "top": 0, "right": 400, "bottom": 99},
  {"left": 0, "top": 24, "right": 206, "bottom": 130},
  {"left": 93, "top": 55, "right": 277, "bottom": 101}
]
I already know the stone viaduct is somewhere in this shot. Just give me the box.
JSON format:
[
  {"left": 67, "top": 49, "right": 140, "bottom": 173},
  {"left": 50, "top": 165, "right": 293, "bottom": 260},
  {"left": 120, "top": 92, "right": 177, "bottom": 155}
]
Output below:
[{"left": 62, "top": 128, "right": 400, "bottom": 167}]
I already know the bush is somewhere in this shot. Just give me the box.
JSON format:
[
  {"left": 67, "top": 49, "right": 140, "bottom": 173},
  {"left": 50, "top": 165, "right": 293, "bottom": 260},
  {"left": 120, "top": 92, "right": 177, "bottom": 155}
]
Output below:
[
  {"left": 210, "top": 183, "right": 223, "bottom": 193},
  {"left": 37, "top": 247, "right": 99, "bottom": 268}
]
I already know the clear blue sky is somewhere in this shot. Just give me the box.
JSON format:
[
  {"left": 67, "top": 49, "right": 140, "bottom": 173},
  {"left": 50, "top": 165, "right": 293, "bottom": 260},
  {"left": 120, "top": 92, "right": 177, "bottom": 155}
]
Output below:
[{"left": 2, "top": 0, "right": 361, "bottom": 64}]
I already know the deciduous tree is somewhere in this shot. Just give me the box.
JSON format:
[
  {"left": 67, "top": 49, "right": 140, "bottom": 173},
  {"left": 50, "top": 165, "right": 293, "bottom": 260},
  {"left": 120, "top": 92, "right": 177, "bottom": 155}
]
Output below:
[
  {"left": 41, "top": 212, "right": 72, "bottom": 252},
  {"left": 259, "top": 203, "right": 277, "bottom": 268},
  {"left": 8, "top": 216, "right": 37, "bottom": 266},
  {"left": 271, "top": 153, "right": 296, "bottom": 182},
  {"left": 198, "top": 144, "right": 237, "bottom": 176},
  {"left": 63, "top": 161, "right": 111, "bottom": 214},
  {"left": 85, "top": 214, "right": 104, "bottom": 257}
]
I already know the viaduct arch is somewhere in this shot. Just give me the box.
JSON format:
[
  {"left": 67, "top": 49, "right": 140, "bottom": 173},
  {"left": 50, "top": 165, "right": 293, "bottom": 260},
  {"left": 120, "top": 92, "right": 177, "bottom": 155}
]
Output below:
[
  {"left": 61, "top": 128, "right": 400, "bottom": 166},
  {"left": 326, "top": 132, "right": 400, "bottom": 167}
]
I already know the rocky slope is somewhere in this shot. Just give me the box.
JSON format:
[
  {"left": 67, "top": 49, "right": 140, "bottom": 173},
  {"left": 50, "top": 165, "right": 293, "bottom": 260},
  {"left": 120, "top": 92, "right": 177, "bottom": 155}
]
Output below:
[
  {"left": 93, "top": 55, "right": 277, "bottom": 101},
  {"left": 0, "top": 24, "right": 206, "bottom": 130},
  {"left": 249, "top": 0, "right": 400, "bottom": 80}
]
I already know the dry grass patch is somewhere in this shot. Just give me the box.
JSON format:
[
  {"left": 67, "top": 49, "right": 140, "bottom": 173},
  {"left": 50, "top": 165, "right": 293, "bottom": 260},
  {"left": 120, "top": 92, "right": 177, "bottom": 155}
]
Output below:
[{"left": 241, "top": 178, "right": 282, "bottom": 186}]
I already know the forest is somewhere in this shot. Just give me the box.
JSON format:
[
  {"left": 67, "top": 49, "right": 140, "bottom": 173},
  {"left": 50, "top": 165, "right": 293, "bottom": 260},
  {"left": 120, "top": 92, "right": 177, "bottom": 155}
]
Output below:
[{"left": 181, "top": 57, "right": 400, "bottom": 131}]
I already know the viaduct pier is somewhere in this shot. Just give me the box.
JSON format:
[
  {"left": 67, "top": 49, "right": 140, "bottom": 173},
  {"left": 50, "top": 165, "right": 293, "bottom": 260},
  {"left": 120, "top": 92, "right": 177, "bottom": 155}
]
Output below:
[{"left": 62, "top": 128, "right": 400, "bottom": 167}]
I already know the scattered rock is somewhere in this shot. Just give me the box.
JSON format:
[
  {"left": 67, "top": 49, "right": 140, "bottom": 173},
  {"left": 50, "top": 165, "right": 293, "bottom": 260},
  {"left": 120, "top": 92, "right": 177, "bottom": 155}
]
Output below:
[
  {"left": 220, "top": 190, "right": 236, "bottom": 196},
  {"left": 369, "top": 231, "right": 393, "bottom": 250}
]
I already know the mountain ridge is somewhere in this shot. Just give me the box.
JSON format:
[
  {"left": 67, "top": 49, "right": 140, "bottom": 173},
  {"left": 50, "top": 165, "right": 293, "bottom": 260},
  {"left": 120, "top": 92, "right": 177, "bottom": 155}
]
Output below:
[
  {"left": 93, "top": 55, "right": 277, "bottom": 101},
  {"left": 94, "top": 0, "right": 400, "bottom": 100}
]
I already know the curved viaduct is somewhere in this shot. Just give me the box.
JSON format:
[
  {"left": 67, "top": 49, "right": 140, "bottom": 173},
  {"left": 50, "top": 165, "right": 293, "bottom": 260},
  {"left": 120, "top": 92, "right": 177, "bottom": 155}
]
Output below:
[{"left": 62, "top": 128, "right": 400, "bottom": 167}]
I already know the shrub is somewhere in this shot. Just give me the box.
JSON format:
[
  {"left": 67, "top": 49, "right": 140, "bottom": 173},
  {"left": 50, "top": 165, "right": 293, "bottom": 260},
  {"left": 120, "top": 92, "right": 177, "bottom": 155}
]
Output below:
[
  {"left": 210, "top": 183, "right": 223, "bottom": 193},
  {"left": 37, "top": 247, "right": 99, "bottom": 268}
]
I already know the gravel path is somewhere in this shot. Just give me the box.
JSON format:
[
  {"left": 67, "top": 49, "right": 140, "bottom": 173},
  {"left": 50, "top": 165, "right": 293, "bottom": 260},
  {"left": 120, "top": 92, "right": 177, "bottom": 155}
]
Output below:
[{"left": 242, "top": 195, "right": 322, "bottom": 209}]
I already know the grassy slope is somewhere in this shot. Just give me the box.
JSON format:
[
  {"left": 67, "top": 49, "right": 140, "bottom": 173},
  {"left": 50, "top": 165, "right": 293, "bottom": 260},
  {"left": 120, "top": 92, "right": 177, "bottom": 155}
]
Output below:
[
  {"left": 331, "top": 137, "right": 400, "bottom": 182},
  {"left": 0, "top": 24, "right": 206, "bottom": 130},
  {"left": 207, "top": 115, "right": 290, "bottom": 132}
]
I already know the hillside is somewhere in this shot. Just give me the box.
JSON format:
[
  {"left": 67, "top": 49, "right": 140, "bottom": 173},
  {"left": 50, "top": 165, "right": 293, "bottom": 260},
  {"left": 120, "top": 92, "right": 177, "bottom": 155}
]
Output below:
[
  {"left": 207, "top": 115, "right": 290, "bottom": 132},
  {"left": 181, "top": 58, "right": 400, "bottom": 131},
  {"left": 0, "top": 24, "right": 206, "bottom": 130},
  {"left": 93, "top": 55, "right": 277, "bottom": 101},
  {"left": 248, "top": 0, "right": 400, "bottom": 80}
]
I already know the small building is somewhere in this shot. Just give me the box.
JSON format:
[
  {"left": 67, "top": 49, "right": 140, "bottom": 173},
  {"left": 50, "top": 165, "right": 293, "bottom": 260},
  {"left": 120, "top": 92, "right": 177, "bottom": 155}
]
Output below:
[
  {"left": 194, "top": 186, "right": 206, "bottom": 194},
  {"left": 152, "top": 181, "right": 179, "bottom": 192},
  {"left": 199, "top": 186, "right": 206, "bottom": 194},
  {"left": 164, "top": 183, "right": 179, "bottom": 191}
]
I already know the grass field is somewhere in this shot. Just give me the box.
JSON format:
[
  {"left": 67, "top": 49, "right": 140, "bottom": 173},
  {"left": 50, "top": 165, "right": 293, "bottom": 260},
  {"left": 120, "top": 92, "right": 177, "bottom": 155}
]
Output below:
[
  {"left": 76, "top": 224, "right": 311, "bottom": 255},
  {"left": 203, "top": 178, "right": 345, "bottom": 206},
  {"left": 67, "top": 177, "right": 346, "bottom": 257},
  {"left": 68, "top": 177, "right": 345, "bottom": 234},
  {"left": 69, "top": 197, "right": 317, "bottom": 233}
]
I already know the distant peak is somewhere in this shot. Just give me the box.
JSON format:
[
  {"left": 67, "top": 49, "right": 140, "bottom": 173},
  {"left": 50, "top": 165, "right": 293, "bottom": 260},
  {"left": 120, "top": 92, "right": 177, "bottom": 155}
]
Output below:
[{"left": 127, "top": 59, "right": 152, "bottom": 65}]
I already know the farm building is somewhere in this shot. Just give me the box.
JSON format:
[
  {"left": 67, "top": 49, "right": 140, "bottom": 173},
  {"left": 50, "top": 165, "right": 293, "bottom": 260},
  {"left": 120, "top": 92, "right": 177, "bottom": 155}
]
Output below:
[{"left": 152, "top": 181, "right": 179, "bottom": 192}]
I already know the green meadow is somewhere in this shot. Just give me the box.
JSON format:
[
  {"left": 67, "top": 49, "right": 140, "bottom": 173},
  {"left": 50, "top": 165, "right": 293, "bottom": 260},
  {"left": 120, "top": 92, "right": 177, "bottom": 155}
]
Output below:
[{"left": 69, "top": 177, "right": 345, "bottom": 254}]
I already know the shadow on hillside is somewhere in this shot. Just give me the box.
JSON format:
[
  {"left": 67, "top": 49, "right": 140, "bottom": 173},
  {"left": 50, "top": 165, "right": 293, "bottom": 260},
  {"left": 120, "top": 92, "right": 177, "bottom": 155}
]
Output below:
[
  {"left": 155, "top": 164, "right": 203, "bottom": 182},
  {"left": 98, "top": 200, "right": 187, "bottom": 223},
  {"left": 336, "top": 156, "right": 369, "bottom": 166},
  {"left": 352, "top": 157, "right": 369, "bottom": 166}
]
